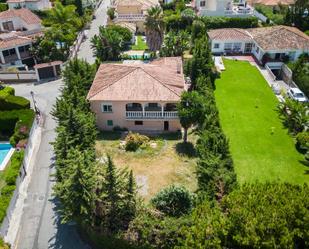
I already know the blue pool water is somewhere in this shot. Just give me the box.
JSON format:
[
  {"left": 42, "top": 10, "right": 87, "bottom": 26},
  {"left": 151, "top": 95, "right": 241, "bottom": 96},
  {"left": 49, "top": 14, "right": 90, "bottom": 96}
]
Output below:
[{"left": 0, "top": 143, "right": 12, "bottom": 165}]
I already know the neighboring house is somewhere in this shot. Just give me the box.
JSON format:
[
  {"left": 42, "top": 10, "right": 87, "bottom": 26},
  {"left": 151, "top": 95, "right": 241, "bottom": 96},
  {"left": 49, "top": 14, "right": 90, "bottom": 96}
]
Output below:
[
  {"left": 195, "top": 0, "right": 254, "bottom": 17},
  {"left": 87, "top": 57, "right": 187, "bottom": 132},
  {"left": 7, "top": 0, "right": 51, "bottom": 10},
  {"left": 248, "top": 0, "right": 294, "bottom": 6},
  {"left": 0, "top": 8, "right": 42, "bottom": 68},
  {"left": 208, "top": 26, "right": 309, "bottom": 63},
  {"left": 112, "top": 0, "right": 159, "bottom": 33}
]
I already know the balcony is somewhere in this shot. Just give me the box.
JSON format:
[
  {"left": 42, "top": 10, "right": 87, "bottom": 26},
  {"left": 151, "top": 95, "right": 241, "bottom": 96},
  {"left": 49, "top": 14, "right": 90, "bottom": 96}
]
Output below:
[
  {"left": 115, "top": 13, "right": 145, "bottom": 22},
  {"left": 224, "top": 5, "right": 254, "bottom": 16},
  {"left": 126, "top": 111, "right": 178, "bottom": 120}
]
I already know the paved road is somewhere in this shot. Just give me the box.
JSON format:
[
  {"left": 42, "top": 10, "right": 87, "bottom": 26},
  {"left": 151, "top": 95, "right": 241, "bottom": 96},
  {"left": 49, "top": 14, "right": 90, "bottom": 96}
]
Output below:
[
  {"left": 78, "top": 0, "right": 110, "bottom": 63},
  {"left": 9, "top": 1, "right": 110, "bottom": 248},
  {"left": 12, "top": 81, "right": 88, "bottom": 249}
]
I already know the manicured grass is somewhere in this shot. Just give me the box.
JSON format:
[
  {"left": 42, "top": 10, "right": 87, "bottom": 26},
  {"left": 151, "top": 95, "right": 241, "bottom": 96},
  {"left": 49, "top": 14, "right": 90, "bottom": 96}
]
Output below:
[
  {"left": 96, "top": 132, "right": 197, "bottom": 201},
  {"left": 131, "top": 35, "right": 148, "bottom": 51},
  {"left": 215, "top": 59, "right": 309, "bottom": 184}
]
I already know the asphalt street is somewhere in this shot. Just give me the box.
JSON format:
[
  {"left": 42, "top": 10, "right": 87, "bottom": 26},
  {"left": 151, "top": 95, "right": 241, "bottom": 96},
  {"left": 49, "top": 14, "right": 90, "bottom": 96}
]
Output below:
[{"left": 10, "top": 1, "right": 110, "bottom": 248}]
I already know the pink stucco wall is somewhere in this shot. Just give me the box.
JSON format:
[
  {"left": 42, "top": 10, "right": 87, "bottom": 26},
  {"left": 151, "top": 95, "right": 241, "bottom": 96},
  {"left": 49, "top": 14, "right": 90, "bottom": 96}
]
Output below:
[{"left": 90, "top": 100, "right": 182, "bottom": 132}]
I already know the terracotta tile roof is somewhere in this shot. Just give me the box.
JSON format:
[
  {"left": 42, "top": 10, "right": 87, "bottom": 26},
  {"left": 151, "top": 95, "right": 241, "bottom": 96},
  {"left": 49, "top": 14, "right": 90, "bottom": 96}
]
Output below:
[
  {"left": 208, "top": 26, "right": 309, "bottom": 51},
  {"left": 0, "top": 8, "right": 41, "bottom": 25},
  {"left": 87, "top": 57, "right": 185, "bottom": 102},
  {"left": 34, "top": 61, "right": 63, "bottom": 69},
  {"left": 248, "top": 0, "right": 294, "bottom": 5},
  {"left": 208, "top": 28, "right": 252, "bottom": 41},
  {"left": 116, "top": 0, "right": 158, "bottom": 10},
  {"left": 248, "top": 25, "right": 309, "bottom": 51},
  {"left": 0, "top": 29, "right": 41, "bottom": 49}
]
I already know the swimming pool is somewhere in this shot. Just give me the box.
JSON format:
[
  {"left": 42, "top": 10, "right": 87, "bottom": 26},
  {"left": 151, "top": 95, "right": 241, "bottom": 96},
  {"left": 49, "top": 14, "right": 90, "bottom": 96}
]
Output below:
[{"left": 0, "top": 143, "right": 14, "bottom": 171}]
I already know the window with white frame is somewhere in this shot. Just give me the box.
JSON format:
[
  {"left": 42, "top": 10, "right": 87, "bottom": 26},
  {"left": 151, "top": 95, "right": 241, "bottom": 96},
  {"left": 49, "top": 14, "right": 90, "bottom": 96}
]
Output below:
[
  {"left": 200, "top": 1, "right": 206, "bottom": 7},
  {"left": 233, "top": 43, "right": 242, "bottom": 51},
  {"left": 101, "top": 103, "right": 113, "bottom": 113},
  {"left": 224, "top": 43, "right": 233, "bottom": 51},
  {"left": 214, "top": 43, "right": 220, "bottom": 49}
]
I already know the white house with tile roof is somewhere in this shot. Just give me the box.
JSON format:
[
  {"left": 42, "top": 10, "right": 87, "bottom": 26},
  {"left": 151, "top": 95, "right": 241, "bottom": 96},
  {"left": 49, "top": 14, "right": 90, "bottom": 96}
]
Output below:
[
  {"left": 208, "top": 26, "right": 309, "bottom": 63},
  {"left": 7, "top": 0, "right": 51, "bottom": 11},
  {"left": 0, "top": 8, "right": 42, "bottom": 68}
]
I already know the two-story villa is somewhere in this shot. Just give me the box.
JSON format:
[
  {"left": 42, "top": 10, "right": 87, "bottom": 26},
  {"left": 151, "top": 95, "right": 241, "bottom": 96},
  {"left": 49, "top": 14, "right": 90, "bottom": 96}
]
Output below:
[
  {"left": 87, "top": 57, "right": 186, "bottom": 132},
  {"left": 0, "top": 8, "right": 42, "bottom": 69},
  {"left": 112, "top": 0, "right": 159, "bottom": 33}
]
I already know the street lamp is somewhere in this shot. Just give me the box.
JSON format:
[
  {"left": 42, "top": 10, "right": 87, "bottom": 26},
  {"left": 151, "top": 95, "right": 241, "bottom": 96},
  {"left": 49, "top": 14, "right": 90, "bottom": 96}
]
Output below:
[{"left": 30, "top": 91, "right": 40, "bottom": 115}]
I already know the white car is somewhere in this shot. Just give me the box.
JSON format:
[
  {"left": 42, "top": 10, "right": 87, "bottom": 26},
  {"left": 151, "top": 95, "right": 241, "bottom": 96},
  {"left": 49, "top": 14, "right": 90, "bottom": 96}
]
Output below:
[{"left": 287, "top": 88, "right": 308, "bottom": 102}]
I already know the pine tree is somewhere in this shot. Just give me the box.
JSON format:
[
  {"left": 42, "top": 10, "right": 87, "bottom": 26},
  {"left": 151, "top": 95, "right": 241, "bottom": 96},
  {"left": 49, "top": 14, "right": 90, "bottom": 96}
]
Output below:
[{"left": 54, "top": 149, "right": 95, "bottom": 224}]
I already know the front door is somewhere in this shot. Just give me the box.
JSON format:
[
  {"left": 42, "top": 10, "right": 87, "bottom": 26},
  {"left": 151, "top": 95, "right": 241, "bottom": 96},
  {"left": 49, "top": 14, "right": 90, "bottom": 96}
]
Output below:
[{"left": 164, "top": 121, "right": 169, "bottom": 131}]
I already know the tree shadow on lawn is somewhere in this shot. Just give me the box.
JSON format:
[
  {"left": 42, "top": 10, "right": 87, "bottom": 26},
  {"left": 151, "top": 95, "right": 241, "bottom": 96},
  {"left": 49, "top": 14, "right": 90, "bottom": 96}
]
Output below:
[{"left": 175, "top": 142, "right": 196, "bottom": 158}]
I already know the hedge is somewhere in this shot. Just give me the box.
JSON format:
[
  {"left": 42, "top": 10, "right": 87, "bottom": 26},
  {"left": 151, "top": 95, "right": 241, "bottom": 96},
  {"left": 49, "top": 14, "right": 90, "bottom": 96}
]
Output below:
[
  {"left": 0, "top": 151, "right": 24, "bottom": 225},
  {"left": 0, "top": 109, "right": 35, "bottom": 146},
  {"left": 0, "top": 86, "right": 14, "bottom": 97},
  {"left": 0, "top": 86, "right": 30, "bottom": 111},
  {"left": 200, "top": 16, "right": 259, "bottom": 29}
]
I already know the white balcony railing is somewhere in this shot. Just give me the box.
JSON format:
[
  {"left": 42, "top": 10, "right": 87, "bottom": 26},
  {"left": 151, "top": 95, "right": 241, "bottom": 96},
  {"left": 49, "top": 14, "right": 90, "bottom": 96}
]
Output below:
[
  {"left": 126, "top": 111, "right": 178, "bottom": 119},
  {"left": 115, "top": 14, "right": 145, "bottom": 21}
]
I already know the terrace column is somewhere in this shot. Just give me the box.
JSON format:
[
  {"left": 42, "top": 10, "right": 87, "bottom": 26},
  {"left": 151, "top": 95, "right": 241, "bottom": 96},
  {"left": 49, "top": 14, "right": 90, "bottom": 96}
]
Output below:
[
  {"left": 161, "top": 104, "right": 164, "bottom": 118},
  {"left": 15, "top": 47, "right": 21, "bottom": 60},
  {"left": 142, "top": 104, "right": 145, "bottom": 117},
  {"left": 0, "top": 51, "right": 5, "bottom": 64}
]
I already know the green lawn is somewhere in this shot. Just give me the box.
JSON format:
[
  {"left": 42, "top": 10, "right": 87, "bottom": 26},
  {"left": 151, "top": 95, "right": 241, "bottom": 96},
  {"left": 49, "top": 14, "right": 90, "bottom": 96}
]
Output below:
[
  {"left": 131, "top": 35, "right": 148, "bottom": 51},
  {"left": 215, "top": 59, "right": 309, "bottom": 184}
]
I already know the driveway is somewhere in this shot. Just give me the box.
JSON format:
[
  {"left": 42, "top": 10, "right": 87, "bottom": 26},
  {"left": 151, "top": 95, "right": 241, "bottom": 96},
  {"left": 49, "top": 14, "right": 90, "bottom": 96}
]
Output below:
[{"left": 4, "top": 1, "right": 110, "bottom": 248}]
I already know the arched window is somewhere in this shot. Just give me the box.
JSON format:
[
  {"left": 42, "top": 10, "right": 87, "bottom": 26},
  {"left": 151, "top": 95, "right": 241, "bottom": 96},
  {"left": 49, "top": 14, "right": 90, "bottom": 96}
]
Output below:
[
  {"left": 145, "top": 103, "right": 161, "bottom": 111},
  {"left": 164, "top": 103, "right": 177, "bottom": 111}
]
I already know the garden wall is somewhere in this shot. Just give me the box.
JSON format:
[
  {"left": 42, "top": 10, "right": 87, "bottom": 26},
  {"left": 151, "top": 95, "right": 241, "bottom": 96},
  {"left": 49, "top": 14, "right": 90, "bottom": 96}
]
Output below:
[
  {"left": 0, "top": 117, "right": 40, "bottom": 239},
  {"left": 0, "top": 71, "right": 36, "bottom": 83}
]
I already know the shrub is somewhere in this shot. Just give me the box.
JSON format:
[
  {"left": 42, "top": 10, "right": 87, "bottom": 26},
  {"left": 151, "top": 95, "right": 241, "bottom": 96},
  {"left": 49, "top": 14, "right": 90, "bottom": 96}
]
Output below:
[
  {"left": 0, "top": 95, "right": 30, "bottom": 111},
  {"left": 0, "top": 86, "right": 14, "bottom": 97},
  {"left": 126, "top": 209, "right": 192, "bottom": 248},
  {"left": 3, "top": 151, "right": 24, "bottom": 186},
  {"left": 0, "top": 86, "right": 30, "bottom": 111},
  {"left": 107, "top": 8, "right": 115, "bottom": 20},
  {"left": 0, "top": 109, "right": 34, "bottom": 146},
  {"left": 125, "top": 132, "right": 150, "bottom": 152},
  {"left": 296, "top": 131, "right": 309, "bottom": 153},
  {"left": 151, "top": 185, "right": 194, "bottom": 217},
  {"left": 0, "top": 3, "right": 8, "bottom": 12}
]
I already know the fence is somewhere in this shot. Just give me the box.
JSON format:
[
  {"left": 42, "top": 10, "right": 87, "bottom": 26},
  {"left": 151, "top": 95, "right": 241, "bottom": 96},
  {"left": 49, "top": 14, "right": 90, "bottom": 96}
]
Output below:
[
  {"left": 0, "top": 71, "right": 36, "bottom": 82},
  {"left": 0, "top": 116, "right": 40, "bottom": 238},
  {"left": 265, "top": 64, "right": 276, "bottom": 81},
  {"left": 253, "top": 10, "right": 273, "bottom": 24}
]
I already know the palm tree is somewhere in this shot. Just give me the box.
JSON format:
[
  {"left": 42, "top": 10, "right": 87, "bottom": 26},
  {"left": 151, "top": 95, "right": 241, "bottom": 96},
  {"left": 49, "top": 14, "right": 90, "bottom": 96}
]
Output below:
[
  {"left": 43, "top": 1, "right": 82, "bottom": 30},
  {"left": 144, "top": 6, "right": 164, "bottom": 52}
]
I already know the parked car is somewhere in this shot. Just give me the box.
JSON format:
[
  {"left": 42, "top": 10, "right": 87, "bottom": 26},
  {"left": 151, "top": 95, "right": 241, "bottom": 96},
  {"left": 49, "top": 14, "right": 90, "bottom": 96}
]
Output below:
[{"left": 287, "top": 87, "right": 308, "bottom": 102}]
